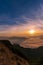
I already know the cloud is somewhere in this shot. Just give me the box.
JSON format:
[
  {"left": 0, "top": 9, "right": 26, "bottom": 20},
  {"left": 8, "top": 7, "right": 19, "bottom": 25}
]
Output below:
[
  {"left": 0, "top": 16, "right": 43, "bottom": 37},
  {"left": 20, "top": 37, "right": 43, "bottom": 48},
  {"left": 0, "top": 4, "right": 43, "bottom": 36},
  {"left": 0, "top": 18, "right": 43, "bottom": 37}
]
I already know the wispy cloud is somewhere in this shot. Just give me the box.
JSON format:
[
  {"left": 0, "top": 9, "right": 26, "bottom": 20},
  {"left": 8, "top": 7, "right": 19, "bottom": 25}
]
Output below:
[{"left": 0, "top": 4, "right": 43, "bottom": 36}]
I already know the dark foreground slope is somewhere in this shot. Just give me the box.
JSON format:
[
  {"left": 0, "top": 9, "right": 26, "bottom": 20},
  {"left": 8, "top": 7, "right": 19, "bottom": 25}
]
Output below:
[
  {"left": 0, "top": 40, "right": 29, "bottom": 65},
  {"left": 13, "top": 44, "right": 43, "bottom": 65},
  {"left": 0, "top": 40, "right": 43, "bottom": 65}
]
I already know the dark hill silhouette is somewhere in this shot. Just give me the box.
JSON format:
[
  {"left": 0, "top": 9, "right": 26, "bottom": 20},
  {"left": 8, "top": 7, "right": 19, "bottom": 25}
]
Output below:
[
  {"left": 13, "top": 43, "right": 43, "bottom": 65},
  {"left": 13, "top": 44, "right": 43, "bottom": 58},
  {"left": 0, "top": 40, "right": 29, "bottom": 65},
  {"left": 0, "top": 40, "right": 43, "bottom": 65}
]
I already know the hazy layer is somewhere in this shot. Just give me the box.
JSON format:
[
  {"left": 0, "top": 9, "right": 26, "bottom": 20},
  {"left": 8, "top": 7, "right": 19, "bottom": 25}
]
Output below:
[{"left": 9, "top": 36, "right": 43, "bottom": 48}]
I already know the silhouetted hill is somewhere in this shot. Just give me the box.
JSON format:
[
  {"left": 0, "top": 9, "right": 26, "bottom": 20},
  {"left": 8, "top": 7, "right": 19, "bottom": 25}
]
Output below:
[
  {"left": 0, "top": 40, "right": 29, "bottom": 65},
  {"left": 0, "top": 40, "right": 43, "bottom": 65},
  {"left": 13, "top": 44, "right": 43, "bottom": 65},
  {"left": 13, "top": 44, "right": 43, "bottom": 58}
]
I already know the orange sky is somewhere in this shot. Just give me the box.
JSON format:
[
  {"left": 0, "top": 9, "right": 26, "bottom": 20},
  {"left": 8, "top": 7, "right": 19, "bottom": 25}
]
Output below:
[
  {"left": 0, "top": 18, "right": 43, "bottom": 37},
  {"left": 0, "top": 29, "right": 43, "bottom": 37}
]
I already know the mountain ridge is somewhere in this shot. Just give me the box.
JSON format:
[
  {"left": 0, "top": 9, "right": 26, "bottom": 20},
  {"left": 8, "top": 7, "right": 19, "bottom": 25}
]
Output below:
[{"left": 0, "top": 40, "right": 29, "bottom": 65}]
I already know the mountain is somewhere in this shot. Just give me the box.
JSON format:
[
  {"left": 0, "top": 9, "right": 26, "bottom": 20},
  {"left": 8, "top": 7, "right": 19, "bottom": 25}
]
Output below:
[
  {"left": 13, "top": 44, "right": 43, "bottom": 65},
  {"left": 13, "top": 44, "right": 43, "bottom": 58},
  {"left": 0, "top": 40, "right": 29, "bottom": 65},
  {"left": 0, "top": 40, "right": 43, "bottom": 65}
]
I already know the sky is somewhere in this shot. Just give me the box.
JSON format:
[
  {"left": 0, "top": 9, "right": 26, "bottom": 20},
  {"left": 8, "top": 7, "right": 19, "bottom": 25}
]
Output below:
[{"left": 0, "top": 0, "right": 43, "bottom": 37}]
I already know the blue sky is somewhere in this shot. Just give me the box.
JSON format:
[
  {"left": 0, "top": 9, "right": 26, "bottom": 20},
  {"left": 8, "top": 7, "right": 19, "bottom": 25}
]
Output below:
[
  {"left": 0, "top": 0, "right": 43, "bottom": 36},
  {"left": 0, "top": 0, "right": 42, "bottom": 25}
]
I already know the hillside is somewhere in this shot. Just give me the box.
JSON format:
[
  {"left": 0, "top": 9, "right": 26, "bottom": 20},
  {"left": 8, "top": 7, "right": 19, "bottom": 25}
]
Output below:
[
  {"left": 13, "top": 44, "right": 43, "bottom": 65},
  {"left": 0, "top": 40, "right": 29, "bottom": 65},
  {"left": 0, "top": 40, "right": 43, "bottom": 65}
]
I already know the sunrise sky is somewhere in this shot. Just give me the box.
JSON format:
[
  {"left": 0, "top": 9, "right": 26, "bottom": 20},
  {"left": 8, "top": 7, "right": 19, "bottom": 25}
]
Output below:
[{"left": 0, "top": 0, "right": 43, "bottom": 37}]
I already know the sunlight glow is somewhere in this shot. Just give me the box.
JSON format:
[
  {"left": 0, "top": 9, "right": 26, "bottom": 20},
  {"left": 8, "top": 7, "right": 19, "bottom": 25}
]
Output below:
[{"left": 29, "top": 29, "right": 35, "bottom": 34}]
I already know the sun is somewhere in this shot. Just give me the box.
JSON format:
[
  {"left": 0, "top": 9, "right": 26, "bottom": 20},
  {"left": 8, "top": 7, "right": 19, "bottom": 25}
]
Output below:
[{"left": 29, "top": 29, "right": 35, "bottom": 34}]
